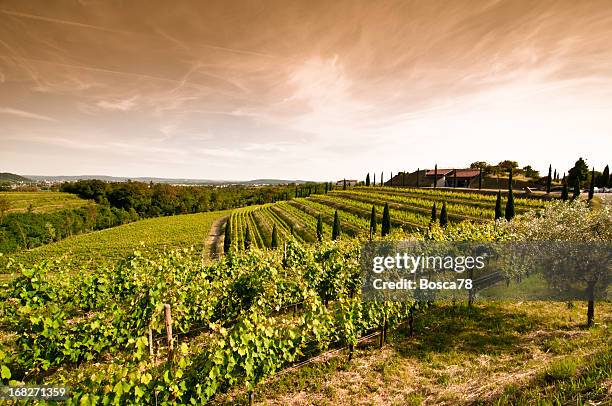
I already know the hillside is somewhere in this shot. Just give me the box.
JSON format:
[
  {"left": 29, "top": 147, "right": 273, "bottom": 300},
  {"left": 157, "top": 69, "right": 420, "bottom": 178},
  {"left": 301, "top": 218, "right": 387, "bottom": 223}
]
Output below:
[
  {"left": 0, "top": 172, "right": 32, "bottom": 183},
  {"left": 2, "top": 209, "right": 231, "bottom": 270},
  {"left": 25, "top": 175, "right": 310, "bottom": 185},
  {"left": 226, "top": 186, "right": 547, "bottom": 250},
  {"left": 0, "top": 191, "right": 90, "bottom": 214}
]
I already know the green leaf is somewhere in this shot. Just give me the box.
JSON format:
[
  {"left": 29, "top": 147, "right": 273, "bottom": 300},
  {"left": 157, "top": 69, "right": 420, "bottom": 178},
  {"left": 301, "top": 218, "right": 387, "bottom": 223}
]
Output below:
[{"left": 1, "top": 365, "right": 11, "bottom": 379}]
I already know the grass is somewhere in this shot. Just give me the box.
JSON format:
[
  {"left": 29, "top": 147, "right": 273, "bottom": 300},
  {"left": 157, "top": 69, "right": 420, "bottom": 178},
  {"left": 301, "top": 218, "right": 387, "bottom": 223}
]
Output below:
[
  {"left": 218, "top": 301, "right": 611, "bottom": 405},
  {"left": 2, "top": 209, "right": 232, "bottom": 271},
  {"left": 0, "top": 191, "right": 91, "bottom": 213}
]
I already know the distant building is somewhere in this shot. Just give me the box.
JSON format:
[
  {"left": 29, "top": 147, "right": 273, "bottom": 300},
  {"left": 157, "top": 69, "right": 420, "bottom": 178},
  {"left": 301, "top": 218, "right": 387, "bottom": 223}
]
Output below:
[
  {"left": 424, "top": 169, "right": 481, "bottom": 188},
  {"left": 335, "top": 179, "right": 358, "bottom": 187},
  {"left": 384, "top": 169, "right": 481, "bottom": 188}
]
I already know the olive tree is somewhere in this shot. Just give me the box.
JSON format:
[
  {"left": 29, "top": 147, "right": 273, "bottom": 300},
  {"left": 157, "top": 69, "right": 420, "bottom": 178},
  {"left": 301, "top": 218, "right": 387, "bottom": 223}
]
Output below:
[{"left": 504, "top": 201, "right": 611, "bottom": 326}]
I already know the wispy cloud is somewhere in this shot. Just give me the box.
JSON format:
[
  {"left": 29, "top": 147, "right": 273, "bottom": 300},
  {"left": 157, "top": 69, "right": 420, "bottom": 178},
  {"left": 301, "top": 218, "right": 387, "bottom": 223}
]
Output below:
[
  {"left": 0, "top": 107, "right": 57, "bottom": 122},
  {"left": 96, "top": 97, "right": 138, "bottom": 111}
]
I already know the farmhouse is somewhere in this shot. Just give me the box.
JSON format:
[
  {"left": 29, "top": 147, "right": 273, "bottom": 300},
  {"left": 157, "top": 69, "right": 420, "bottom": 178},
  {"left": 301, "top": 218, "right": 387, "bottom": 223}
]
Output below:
[
  {"left": 336, "top": 179, "right": 358, "bottom": 187},
  {"left": 425, "top": 169, "right": 481, "bottom": 188}
]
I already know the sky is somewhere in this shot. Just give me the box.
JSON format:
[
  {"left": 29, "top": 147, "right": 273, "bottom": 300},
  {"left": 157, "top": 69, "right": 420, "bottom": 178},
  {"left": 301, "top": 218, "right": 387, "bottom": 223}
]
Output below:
[{"left": 0, "top": 0, "right": 611, "bottom": 181}]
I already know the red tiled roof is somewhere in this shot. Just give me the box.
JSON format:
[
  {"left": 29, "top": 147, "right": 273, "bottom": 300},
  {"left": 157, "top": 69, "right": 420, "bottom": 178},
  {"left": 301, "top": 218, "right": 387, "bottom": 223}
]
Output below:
[
  {"left": 424, "top": 169, "right": 480, "bottom": 178},
  {"left": 453, "top": 169, "right": 481, "bottom": 178},
  {"left": 425, "top": 169, "right": 453, "bottom": 176}
]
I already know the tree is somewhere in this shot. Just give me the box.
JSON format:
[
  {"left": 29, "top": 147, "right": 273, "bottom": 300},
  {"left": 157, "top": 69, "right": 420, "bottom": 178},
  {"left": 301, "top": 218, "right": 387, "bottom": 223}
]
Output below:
[
  {"left": 343, "top": 179, "right": 347, "bottom": 190},
  {"left": 494, "top": 191, "right": 503, "bottom": 220},
  {"left": 478, "top": 168, "right": 483, "bottom": 190},
  {"left": 498, "top": 160, "right": 519, "bottom": 171},
  {"left": 370, "top": 205, "right": 377, "bottom": 235},
  {"left": 373, "top": 173, "right": 376, "bottom": 187},
  {"left": 505, "top": 170, "right": 515, "bottom": 221},
  {"left": 0, "top": 196, "right": 9, "bottom": 224},
  {"left": 546, "top": 164, "right": 552, "bottom": 194},
  {"left": 244, "top": 225, "right": 251, "bottom": 249},
  {"left": 381, "top": 203, "right": 391, "bottom": 236},
  {"left": 271, "top": 224, "right": 278, "bottom": 248},
  {"left": 568, "top": 157, "right": 589, "bottom": 187},
  {"left": 433, "top": 164, "right": 438, "bottom": 189},
  {"left": 470, "top": 161, "right": 490, "bottom": 170},
  {"left": 416, "top": 168, "right": 420, "bottom": 188},
  {"left": 324, "top": 182, "right": 328, "bottom": 194},
  {"left": 430, "top": 202, "right": 437, "bottom": 223},
  {"left": 504, "top": 201, "right": 611, "bottom": 327},
  {"left": 332, "top": 210, "right": 340, "bottom": 240},
  {"left": 588, "top": 167, "right": 595, "bottom": 200},
  {"left": 316, "top": 215, "right": 323, "bottom": 242},
  {"left": 223, "top": 221, "right": 231, "bottom": 253},
  {"left": 380, "top": 172, "right": 383, "bottom": 187},
  {"left": 439, "top": 202, "right": 448, "bottom": 227},
  {"left": 573, "top": 177, "right": 581, "bottom": 200},
  {"left": 523, "top": 165, "right": 539, "bottom": 179},
  {"left": 561, "top": 181, "right": 569, "bottom": 201},
  {"left": 365, "top": 173, "right": 370, "bottom": 187},
  {"left": 597, "top": 165, "right": 609, "bottom": 188}
]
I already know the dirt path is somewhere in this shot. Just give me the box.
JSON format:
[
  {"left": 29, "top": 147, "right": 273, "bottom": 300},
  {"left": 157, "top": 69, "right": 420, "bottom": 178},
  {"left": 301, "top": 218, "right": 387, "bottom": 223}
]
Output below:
[{"left": 207, "top": 216, "right": 227, "bottom": 259}]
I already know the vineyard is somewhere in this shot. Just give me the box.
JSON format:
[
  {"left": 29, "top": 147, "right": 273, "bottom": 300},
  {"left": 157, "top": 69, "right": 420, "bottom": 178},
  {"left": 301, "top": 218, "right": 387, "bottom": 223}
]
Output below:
[
  {"left": 1, "top": 210, "right": 231, "bottom": 271},
  {"left": 1, "top": 187, "right": 609, "bottom": 405},
  {"left": 1, "top": 238, "right": 428, "bottom": 404},
  {"left": 226, "top": 187, "right": 547, "bottom": 250},
  {"left": 0, "top": 192, "right": 91, "bottom": 213}
]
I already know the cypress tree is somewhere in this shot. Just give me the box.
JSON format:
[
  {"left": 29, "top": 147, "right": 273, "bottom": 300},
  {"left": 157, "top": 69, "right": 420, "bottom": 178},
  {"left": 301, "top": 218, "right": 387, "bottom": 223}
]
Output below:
[
  {"left": 402, "top": 172, "right": 406, "bottom": 187},
  {"left": 366, "top": 173, "right": 370, "bottom": 187},
  {"left": 561, "top": 181, "right": 569, "bottom": 201},
  {"left": 381, "top": 202, "right": 391, "bottom": 236},
  {"left": 598, "top": 165, "right": 609, "bottom": 188},
  {"left": 370, "top": 205, "right": 377, "bottom": 235},
  {"left": 573, "top": 177, "right": 581, "bottom": 200},
  {"left": 453, "top": 169, "right": 457, "bottom": 188},
  {"left": 380, "top": 172, "right": 383, "bottom": 186},
  {"left": 390, "top": 172, "right": 393, "bottom": 186},
  {"left": 554, "top": 169, "right": 557, "bottom": 181},
  {"left": 478, "top": 168, "right": 483, "bottom": 190},
  {"left": 546, "top": 164, "right": 552, "bottom": 194},
  {"left": 431, "top": 202, "right": 437, "bottom": 223},
  {"left": 440, "top": 202, "right": 448, "bottom": 227},
  {"left": 271, "top": 224, "right": 278, "bottom": 248},
  {"left": 343, "top": 178, "right": 347, "bottom": 190},
  {"left": 316, "top": 215, "right": 323, "bottom": 242},
  {"left": 373, "top": 173, "right": 376, "bottom": 187},
  {"left": 223, "top": 220, "right": 231, "bottom": 253},
  {"left": 244, "top": 225, "right": 251, "bottom": 249},
  {"left": 505, "top": 170, "right": 515, "bottom": 220},
  {"left": 434, "top": 164, "right": 438, "bottom": 189},
  {"left": 416, "top": 168, "right": 420, "bottom": 188},
  {"left": 324, "top": 182, "right": 328, "bottom": 194},
  {"left": 332, "top": 210, "right": 340, "bottom": 240},
  {"left": 588, "top": 167, "right": 595, "bottom": 200},
  {"left": 295, "top": 186, "right": 298, "bottom": 198},
  {"left": 494, "top": 191, "right": 502, "bottom": 220}
]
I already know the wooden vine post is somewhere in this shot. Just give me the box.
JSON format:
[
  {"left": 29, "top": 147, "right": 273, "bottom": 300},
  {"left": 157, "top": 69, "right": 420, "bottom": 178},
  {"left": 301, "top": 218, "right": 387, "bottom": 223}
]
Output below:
[
  {"left": 164, "top": 304, "right": 174, "bottom": 361},
  {"left": 148, "top": 328, "right": 154, "bottom": 358}
]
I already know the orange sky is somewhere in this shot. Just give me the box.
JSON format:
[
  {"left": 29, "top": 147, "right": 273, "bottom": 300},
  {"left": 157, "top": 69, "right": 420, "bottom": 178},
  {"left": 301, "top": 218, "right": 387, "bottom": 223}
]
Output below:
[{"left": 1, "top": 0, "right": 611, "bottom": 179}]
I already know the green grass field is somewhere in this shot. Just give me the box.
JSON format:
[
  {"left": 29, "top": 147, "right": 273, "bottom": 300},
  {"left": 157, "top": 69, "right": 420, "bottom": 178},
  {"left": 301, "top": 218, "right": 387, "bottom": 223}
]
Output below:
[
  {"left": 0, "top": 191, "right": 91, "bottom": 213},
  {"left": 219, "top": 301, "right": 611, "bottom": 405},
  {"left": 2, "top": 210, "right": 231, "bottom": 271}
]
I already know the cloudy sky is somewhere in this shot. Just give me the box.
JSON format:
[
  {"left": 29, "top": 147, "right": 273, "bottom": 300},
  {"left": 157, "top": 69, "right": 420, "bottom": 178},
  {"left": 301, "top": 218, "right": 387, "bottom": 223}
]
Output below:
[{"left": 1, "top": 0, "right": 611, "bottom": 180}]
